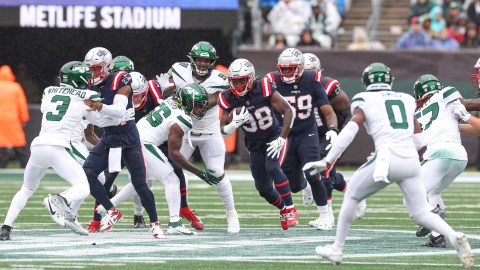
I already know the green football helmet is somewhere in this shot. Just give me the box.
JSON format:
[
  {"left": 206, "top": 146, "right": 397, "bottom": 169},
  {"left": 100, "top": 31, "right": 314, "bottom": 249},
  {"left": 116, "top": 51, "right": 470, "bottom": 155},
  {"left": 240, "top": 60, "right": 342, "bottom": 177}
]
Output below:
[
  {"left": 188, "top": 41, "right": 218, "bottom": 76},
  {"left": 59, "top": 61, "right": 91, "bottom": 89},
  {"left": 176, "top": 83, "right": 209, "bottom": 120},
  {"left": 413, "top": 74, "right": 442, "bottom": 100},
  {"left": 361, "top": 62, "right": 393, "bottom": 91},
  {"left": 112, "top": 55, "right": 134, "bottom": 72}
]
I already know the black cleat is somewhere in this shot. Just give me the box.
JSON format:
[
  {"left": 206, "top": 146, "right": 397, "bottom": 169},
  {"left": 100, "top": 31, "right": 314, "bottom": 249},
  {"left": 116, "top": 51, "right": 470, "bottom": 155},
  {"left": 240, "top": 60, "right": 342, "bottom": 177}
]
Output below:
[
  {"left": 423, "top": 234, "right": 446, "bottom": 248},
  {"left": 109, "top": 184, "right": 117, "bottom": 199},
  {"left": 0, "top": 225, "right": 12, "bottom": 241},
  {"left": 134, "top": 215, "right": 146, "bottom": 229}
]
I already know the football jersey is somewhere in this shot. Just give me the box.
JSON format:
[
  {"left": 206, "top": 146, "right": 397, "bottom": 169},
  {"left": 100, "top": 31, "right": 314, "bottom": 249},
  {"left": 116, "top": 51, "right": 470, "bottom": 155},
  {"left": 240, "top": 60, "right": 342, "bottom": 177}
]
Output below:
[
  {"left": 313, "top": 73, "right": 341, "bottom": 136},
  {"left": 135, "top": 80, "right": 163, "bottom": 122},
  {"left": 137, "top": 98, "right": 193, "bottom": 146},
  {"left": 70, "top": 119, "right": 89, "bottom": 143},
  {"left": 351, "top": 90, "right": 418, "bottom": 157},
  {"left": 218, "top": 77, "right": 281, "bottom": 142},
  {"left": 33, "top": 86, "right": 100, "bottom": 148},
  {"left": 265, "top": 70, "right": 329, "bottom": 135},
  {"left": 170, "top": 62, "right": 229, "bottom": 133},
  {"left": 415, "top": 86, "right": 467, "bottom": 160}
]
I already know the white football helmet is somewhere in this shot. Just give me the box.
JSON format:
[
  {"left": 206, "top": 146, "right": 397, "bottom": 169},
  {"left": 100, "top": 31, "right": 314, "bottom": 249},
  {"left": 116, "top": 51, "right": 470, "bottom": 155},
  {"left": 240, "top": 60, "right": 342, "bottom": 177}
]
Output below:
[
  {"left": 277, "top": 48, "right": 304, "bottom": 84},
  {"left": 227, "top": 58, "right": 256, "bottom": 97},
  {"left": 84, "top": 47, "right": 113, "bottom": 85},
  {"left": 303, "top": 53, "right": 321, "bottom": 71},
  {"left": 130, "top": 71, "right": 148, "bottom": 109}
]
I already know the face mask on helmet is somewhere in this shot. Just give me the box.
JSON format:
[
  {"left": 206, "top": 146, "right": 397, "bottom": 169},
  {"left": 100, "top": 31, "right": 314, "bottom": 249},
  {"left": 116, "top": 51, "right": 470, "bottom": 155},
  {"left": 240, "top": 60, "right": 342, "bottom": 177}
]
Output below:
[
  {"left": 59, "top": 61, "right": 92, "bottom": 89},
  {"left": 228, "top": 58, "right": 256, "bottom": 97},
  {"left": 130, "top": 72, "right": 148, "bottom": 109},
  {"left": 471, "top": 58, "right": 480, "bottom": 98},
  {"left": 188, "top": 41, "right": 218, "bottom": 77},
  {"left": 277, "top": 48, "right": 304, "bottom": 84},
  {"left": 113, "top": 56, "right": 134, "bottom": 72},
  {"left": 303, "top": 53, "right": 321, "bottom": 71},
  {"left": 177, "top": 83, "right": 209, "bottom": 120},
  {"left": 361, "top": 62, "right": 393, "bottom": 91},
  {"left": 84, "top": 47, "right": 113, "bottom": 85}
]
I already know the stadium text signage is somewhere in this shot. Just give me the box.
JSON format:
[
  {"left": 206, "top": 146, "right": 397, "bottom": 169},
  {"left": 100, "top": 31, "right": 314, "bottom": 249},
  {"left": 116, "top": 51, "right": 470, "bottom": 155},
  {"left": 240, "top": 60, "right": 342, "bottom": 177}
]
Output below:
[{"left": 19, "top": 5, "right": 181, "bottom": 29}]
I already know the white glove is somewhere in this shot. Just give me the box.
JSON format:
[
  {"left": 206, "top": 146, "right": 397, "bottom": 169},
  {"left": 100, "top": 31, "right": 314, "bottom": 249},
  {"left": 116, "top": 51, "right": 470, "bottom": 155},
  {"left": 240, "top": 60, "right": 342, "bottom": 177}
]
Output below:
[
  {"left": 120, "top": 108, "right": 135, "bottom": 124},
  {"left": 156, "top": 73, "right": 174, "bottom": 93},
  {"left": 453, "top": 100, "right": 471, "bottom": 122},
  {"left": 223, "top": 106, "right": 250, "bottom": 135},
  {"left": 266, "top": 137, "right": 286, "bottom": 159},
  {"left": 325, "top": 129, "right": 338, "bottom": 151},
  {"left": 302, "top": 159, "right": 327, "bottom": 176}
]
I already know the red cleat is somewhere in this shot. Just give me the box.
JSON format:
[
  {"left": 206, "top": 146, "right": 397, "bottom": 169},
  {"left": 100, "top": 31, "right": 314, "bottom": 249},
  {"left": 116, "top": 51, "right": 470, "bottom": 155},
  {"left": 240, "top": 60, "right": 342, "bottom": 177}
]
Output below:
[
  {"left": 87, "top": 220, "right": 101, "bottom": 233},
  {"left": 180, "top": 207, "right": 204, "bottom": 230}
]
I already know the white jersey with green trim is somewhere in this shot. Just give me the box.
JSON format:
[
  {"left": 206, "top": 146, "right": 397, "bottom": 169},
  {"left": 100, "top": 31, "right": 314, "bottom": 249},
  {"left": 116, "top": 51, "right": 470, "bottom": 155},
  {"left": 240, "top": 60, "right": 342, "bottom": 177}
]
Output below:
[
  {"left": 137, "top": 98, "right": 193, "bottom": 146},
  {"left": 351, "top": 90, "right": 418, "bottom": 157},
  {"left": 170, "top": 62, "right": 229, "bottom": 133},
  {"left": 70, "top": 119, "right": 89, "bottom": 144},
  {"left": 33, "top": 86, "right": 101, "bottom": 148},
  {"left": 415, "top": 86, "right": 467, "bottom": 161}
]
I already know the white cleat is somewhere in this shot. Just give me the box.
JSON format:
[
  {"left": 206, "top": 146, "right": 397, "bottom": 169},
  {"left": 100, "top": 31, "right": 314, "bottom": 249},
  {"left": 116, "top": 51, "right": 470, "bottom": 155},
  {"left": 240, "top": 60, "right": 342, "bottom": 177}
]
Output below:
[
  {"left": 355, "top": 199, "right": 367, "bottom": 219},
  {"left": 302, "top": 183, "right": 313, "bottom": 207},
  {"left": 226, "top": 210, "right": 240, "bottom": 233},
  {"left": 43, "top": 195, "right": 66, "bottom": 227},
  {"left": 315, "top": 245, "right": 343, "bottom": 265},
  {"left": 166, "top": 222, "right": 195, "bottom": 235},
  {"left": 150, "top": 221, "right": 167, "bottom": 239},
  {"left": 65, "top": 219, "right": 89, "bottom": 236},
  {"left": 309, "top": 215, "right": 333, "bottom": 230},
  {"left": 454, "top": 233, "right": 474, "bottom": 269}
]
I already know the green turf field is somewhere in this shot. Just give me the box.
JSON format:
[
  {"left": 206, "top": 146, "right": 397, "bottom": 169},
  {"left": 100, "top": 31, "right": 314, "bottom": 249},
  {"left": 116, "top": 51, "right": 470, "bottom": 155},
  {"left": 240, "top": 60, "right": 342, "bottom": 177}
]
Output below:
[{"left": 0, "top": 170, "right": 478, "bottom": 269}]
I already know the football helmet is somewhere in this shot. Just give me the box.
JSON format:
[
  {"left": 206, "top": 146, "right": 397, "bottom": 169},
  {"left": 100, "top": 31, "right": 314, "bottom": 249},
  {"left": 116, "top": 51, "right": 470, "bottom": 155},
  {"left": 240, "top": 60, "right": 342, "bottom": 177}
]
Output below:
[
  {"left": 176, "top": 83, "right": 209, "bottom": 120},
  {"left": 227, "top": 58, "right": 256, "bottom": 97},
  {"left": 303, "top": 53, "right": 321, "bottom": 71},
  {"left": 130, "top": 72, "right": 148, "bottom": 109},
  {"left": 59, "top": 61, "right": 91, "bottom": 89},
  {"left": 188, "top": 41, "right": 218, "bottom": 76},
  {"left": 277, "top": 48, "right": 304, "bottom": 84},
  {"left": 413, "top": 74, "right": 442, "bottom": 100},
  {"left": 361, "top": 62, "right": 393, "bottom": 91},
  {"left": 112, "top": 56, "right": 134, "bottom": 72},
  {"left": 471, "top": 57, "right": 480, "bottom": 97},
  {"left": 84, "top": 47, "right": 113, "bottom": 85}
]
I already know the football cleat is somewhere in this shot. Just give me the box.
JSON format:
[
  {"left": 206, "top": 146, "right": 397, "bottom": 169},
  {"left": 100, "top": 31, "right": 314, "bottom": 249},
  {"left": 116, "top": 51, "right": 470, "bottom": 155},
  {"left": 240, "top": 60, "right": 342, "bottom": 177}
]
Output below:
[
  {"left": 286, "top": 207, "right": 299, "bottom": 227},
  {"left": 355, "top": 199, "right": 367, "bottom": 219},
  {"left": 180, "top": 207, "right": 204, "bottom": 230},
  {"left": 453, "top": 232, "right": 474, "bottom": 269},
  {"left": 43, "top": 195, "right": 66, "bottom": 227},
  {"left": 309, "top": 215, "right": 333, "bottom": 230},
  {"left": 0, "top": 225, "right": 12, "bottom": 241},
  {"left": 47, "top": 194, "right": 75, "bottom": 223},
  {"left": 315, "top": 245, "right": 343, "bottom": 265},
  {"left": 166, "top": 221, "right": 195, "bottom": 235},
  {"left": 302, "top": 183, "right": 313, "bottom": 207},
  {"left": 422, "top": 234, "right": 446, "bottom": 248},
  {"left": 99, "top": 209, "right": 123, "bottom": 232},
  {"left": 150, "top": 221, "right": 166, "bottom": 239},
  {"left": 416, "top": 205, "right": 445, "bottom": 237},
  {"left": 226, "top": 210, "right": 240, "bottom": 233},
  {"left": 280, "top": 208, "right": 288, "bottom": 230},
  {"left": 65, "top": 219, "right": 89, "bottom": 236},
  {"left": 134, "top": 215, "right": 146, "bottom": 229},
  {"left": 87, "top": 220, "right": 101, "bottom": 233}
]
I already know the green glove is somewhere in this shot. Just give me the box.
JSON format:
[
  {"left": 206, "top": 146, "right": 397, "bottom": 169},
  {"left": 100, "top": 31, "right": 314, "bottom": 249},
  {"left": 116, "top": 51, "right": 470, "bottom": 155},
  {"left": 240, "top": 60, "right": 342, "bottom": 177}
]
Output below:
[{"left": 199, "top": 169, "right": 220, "bottom": 185}]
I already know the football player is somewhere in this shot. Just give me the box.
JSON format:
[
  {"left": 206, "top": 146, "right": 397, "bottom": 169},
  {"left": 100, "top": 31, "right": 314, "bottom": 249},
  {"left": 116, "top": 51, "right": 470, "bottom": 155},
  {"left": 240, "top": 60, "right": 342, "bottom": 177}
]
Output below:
[
  {"left": 218, "top": 58, "right": 298, "bottom": 230},
  {"left": 413, "top": 74, "right": 468, "bottom": 248},
  {"left": 112, "top": 55, "right": 135, "bottom": 72},
  {"left": 82, "top": 47, "right": 163, "bottom": 239},
  {"left": 265, "top": 48, "right": 339, "bottom": 230},
  {"left": 158, "top": 41, "right": 240, "bottom": 233},
  {"left": 0, "top": 61, "right": 132, "bottom": 240},
  {"left": 303, "top": 63, "right": 473, "bottom": 269}
]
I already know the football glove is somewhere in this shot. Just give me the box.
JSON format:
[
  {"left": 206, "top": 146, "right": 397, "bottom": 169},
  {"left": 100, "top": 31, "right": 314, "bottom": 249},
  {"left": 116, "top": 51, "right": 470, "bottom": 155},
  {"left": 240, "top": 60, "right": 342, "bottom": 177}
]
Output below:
[
  {"left": 325, "top": 126, "right": 339, "bottom": 151},
  {"left": 199, "top": 169, "right": 220, "bottom": 185},
  {"left": 156, "top": 73, "right": 174, "bottom": 93},
  {"left": 223, "top": 106, "right": 250, "bottom": 135},
  {"left": 266, "top": 137, "right": 286, "bottom": 159},
  {"left": 453, "top": 100, "right": 471, "bottom": 122},
  {"left": 302, "top": 158, "right": 335, "bottom": 177},
  {"left": 120, "top": 108, "right": 135, "bottom": 124}
]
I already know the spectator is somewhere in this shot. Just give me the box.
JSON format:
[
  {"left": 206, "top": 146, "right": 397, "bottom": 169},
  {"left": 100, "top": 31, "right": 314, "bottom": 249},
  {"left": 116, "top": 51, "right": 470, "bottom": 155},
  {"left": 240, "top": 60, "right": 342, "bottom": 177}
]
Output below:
[
  {"left": 347, "top": 27, "right": 385, "bottom": 50},
  {"left": 272, "top": 34, "right": 287, "bottom": 49},
  {"left": 432, "top": 27, "right": 461, "bottom": 49},
  {"left": 15, "top": 63, "right": 41, "bottom": 104},
  {"left": 420, "top": 14, "right": 437, "bottom": 37},
  {"left": 409, "top": 0, "right": 435, "bottom": 22},
  {"left": 297, "top": 28, "right": 321, "bottom": 47},
  {"left": 396, "top": 16, "right": 433, "bottom": 49},
  {"left": 445, "top": 2, "right": 463, "bottom": 26},
  {"left": 429, "top": 6, "right": 447, "bottom": 36},
  {"left": 267, "top": 0, "right": 311, "bottom": 47},
  {"left": 448, "top": 12, "right": 468, "bottom": 42},
  {"left": 467, "top": 0, "right": 480, "bottom": 26},
  {"left": 461, "top": 22, "right": 480, "bottom": 47},
  {"left": 0, "top": 65, "right": 29, "bottom": 168},
  {"left": 306, "top": 1, "right": 341, "bottom": 48}
]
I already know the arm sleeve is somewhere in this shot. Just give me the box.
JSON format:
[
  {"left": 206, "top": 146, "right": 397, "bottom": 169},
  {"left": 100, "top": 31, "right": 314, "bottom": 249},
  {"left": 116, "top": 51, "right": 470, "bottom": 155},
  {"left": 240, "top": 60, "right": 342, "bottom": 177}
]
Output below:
[
  {"left": 85, "top": 110, "right": 121, "bottom": 127},
  {"left": 325, "top": 121, "right": 359, "bottom": 163},
  {"left": 99, "top": 94, "right": 128, "bottom": 118}
]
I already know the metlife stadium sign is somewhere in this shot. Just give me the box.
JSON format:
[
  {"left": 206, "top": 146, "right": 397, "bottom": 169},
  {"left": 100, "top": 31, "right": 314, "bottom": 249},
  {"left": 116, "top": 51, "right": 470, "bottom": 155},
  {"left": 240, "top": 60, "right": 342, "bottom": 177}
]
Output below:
[{"left": 0, "top": 0, "right": 238, "bottom": 29}]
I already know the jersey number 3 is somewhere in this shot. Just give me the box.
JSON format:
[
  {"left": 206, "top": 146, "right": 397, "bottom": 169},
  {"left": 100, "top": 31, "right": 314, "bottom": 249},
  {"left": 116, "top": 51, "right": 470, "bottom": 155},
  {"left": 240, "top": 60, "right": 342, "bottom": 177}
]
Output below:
[{"left": 46, "top": 95, "right": 71, "bottom": 121}]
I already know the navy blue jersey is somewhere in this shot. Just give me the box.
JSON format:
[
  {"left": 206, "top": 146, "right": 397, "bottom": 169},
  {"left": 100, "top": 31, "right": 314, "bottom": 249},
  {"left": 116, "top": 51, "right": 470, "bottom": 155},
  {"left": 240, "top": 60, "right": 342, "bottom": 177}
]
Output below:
[
  {"left": 218, "top": 77, "right": 281, "bottom": 143},
  {"left": 89, "top": 71, "right": 134, "bottom": 134},
  {"left": 315, "top": 74, "right": 341, "bottom": 136},
  {"left": 135, "top": 80, "right": 163, "bottom": 122},
  {"left": 266, "top": 70, "right": 329, "bottom": 135}
]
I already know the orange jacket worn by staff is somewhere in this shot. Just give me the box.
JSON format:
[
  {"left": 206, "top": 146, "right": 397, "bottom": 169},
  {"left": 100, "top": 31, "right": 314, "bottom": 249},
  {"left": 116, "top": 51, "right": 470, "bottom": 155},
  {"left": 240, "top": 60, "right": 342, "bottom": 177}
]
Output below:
[{"left": 0, "top": 65, "right": 29, "bottom": 148}]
